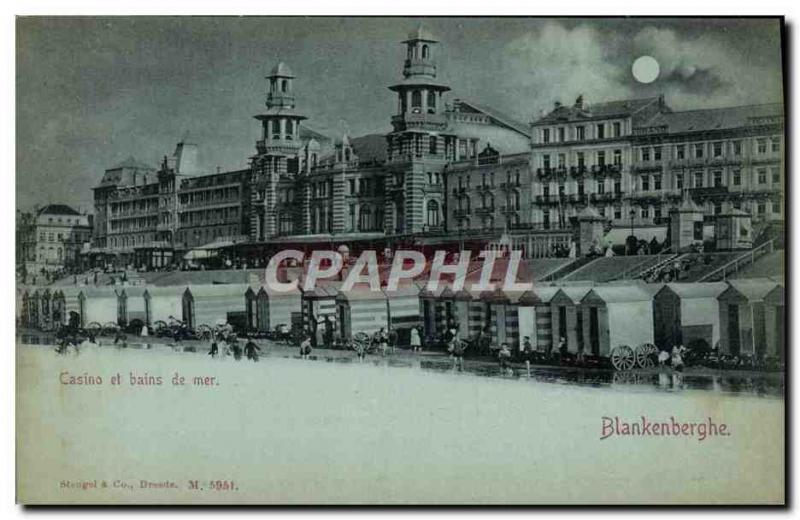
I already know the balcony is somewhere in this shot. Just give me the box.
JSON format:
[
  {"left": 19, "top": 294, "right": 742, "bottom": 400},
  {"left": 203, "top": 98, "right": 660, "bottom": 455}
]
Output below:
[
  {"left": 590, "top": 164, "right": 623, "bottom": 176},
  {"left": 475, "top": 184, "right": 494, "bottom": 193},
  {"left": 391, "top": 111, "right": 448, "bottom": 130},
  {"left": 475, "top": 206, "right": 495, "bottom": 215},
  {"left": 589, "top": 192, "right": 623, "bottom": 203},
  {"left": 535, "top": 194, "right": 566, "bottom": 205}
]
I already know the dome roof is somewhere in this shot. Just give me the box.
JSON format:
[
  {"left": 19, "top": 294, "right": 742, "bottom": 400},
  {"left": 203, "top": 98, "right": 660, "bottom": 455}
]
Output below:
[
  {"left": 404, "top": 24, "right": 437, "bottom": 42},
  {"left": 269, "top": 61, "right": 294, "bottom": 78}
]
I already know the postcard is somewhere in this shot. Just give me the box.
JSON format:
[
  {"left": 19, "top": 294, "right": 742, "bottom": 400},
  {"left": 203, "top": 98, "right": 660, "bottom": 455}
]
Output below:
[{"left": 16, "top": 16, "right": 785, "bottom": 505}]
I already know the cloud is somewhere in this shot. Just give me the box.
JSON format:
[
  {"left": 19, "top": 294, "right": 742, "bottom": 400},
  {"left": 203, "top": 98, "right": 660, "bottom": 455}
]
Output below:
[
  {"left": 501, "top": 22, "right": 633, "bottom": 120},
  {"left": 629, "top": 26, "right": 782, "bottom": 108}
]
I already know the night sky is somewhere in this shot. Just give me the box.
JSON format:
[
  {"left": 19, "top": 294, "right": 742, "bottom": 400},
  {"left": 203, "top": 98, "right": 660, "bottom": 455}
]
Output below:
[{"left": 16, "top": 17, "right": 784, "bottom": 212}]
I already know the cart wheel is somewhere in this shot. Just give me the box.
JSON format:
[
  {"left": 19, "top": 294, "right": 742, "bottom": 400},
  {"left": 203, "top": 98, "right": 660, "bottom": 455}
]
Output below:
[
  {"left": 635, "top": 343, "right": 658, "bottom": 368},
  {"left": 102, "top": 322, "right": 119, "bottom": 335},
  {"left": 196, "top": 324, "right": 212, "bottom": 340},
  {"left": 86, "top": 322, "right": 102, "bottom": 336},
  {"left": 611, "top": 345, "right": 636, "bottom": 371},
  {"left": 352, "top": 332, "right": 369, "bottom": 350},
  {"left": 153, "top": 320, "right": 167, "bottom": 333}
]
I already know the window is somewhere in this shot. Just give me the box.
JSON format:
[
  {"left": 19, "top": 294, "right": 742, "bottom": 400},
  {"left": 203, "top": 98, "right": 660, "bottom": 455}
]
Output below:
[
  {"left": 427, "top": 91, "right": 436, "bottom": 112},
  {"left": 758, "top": 203, "right": 766, "bottom": 215},
  {"left": 597, "top": 181, "right": 605, "bottom": 194},
  {"left": 654, "top": 176, "right": 662, "bottom": 191},
  {"left": 422, "top": 44, "right": 429, "bottom": 59},
  {"left": 597, "top": 151, "right": 606, "bottom": 166},
  {"left": 654, "top": 206, "right": 662, "bottom": 219},
  {"left": 412, "top": 90, "right": 422, "bottom": 108},
  {"left": 558, "top": 127, "right": 565, "bottom": 142},
  {"left": 613, "top": 149, "right": 622, "bottom": 166},
  {"left": 542, "top": 129, "right": 550, "bottom": 144},
  {"left": 771, "top": 137, "right": 780, "bottom": 153},
  {"left": 713, "top": 170, "right": 723, "bottom": 187},
  {"left": 694, "top": 171, "right": 703, "bottom": 188},
  {"left": 348, "top": 179, "right": 356, "bottom": 195},
  {"left": 542, "top": 155, "right": 551, "bottom": 169},
  {"left": 676, "top": 145, "right": 685, "bottom": 160},
  {"left": 641, "top": 148, "right": 650, "bottom": 162},
  {"left": 732, "top": 141, "right": 742, "bottom": 156},
  {"left": 733, "top": 169, "right": 742, "bottom": 186},
  {"left": 694, "top": 144, "right": 704, "bottom": 159},
  {"left": 654, "top": 147, "right": 662, "bottom": 161},
  {"left": 558, "top": 154, "right": 566, "bottom": 168},
  {"left": 614, "top": 206, "right": 622, "bottom": 220},
  {"left": 713, "top": 142, "right": 723, "bottom": 157},
  {"left": 772, "top": 201, "right": 781, "bottom": 214},
  {"left": 757, "top": 169, "right": 767, "bottom": 184},
  {"left": 285, "top": 120, "right": 293, "bottom": 140},
  {"left": 576, "top": 152, "right": 585, "bottom": 168},
  {"left": 429, "top": 136, "right": 437, "bottom": 155},
  {"left": 641, "top": 207, "right": 650, "bottom": 219},
  {"left": 771, "top": 167, "right": 780, "bottom": 184},
  {"left": 641, "top": 175, "right": 650, "bottom": 191},
  {"left": 714, "top": 203, "right": 722, "bottom": 215},
  {"left": 271, "top": 119, "right": 280, "bottom": 137},
  {"left": 757, "top": 138, "right": 767, "bottom": 154},
  {"left": 576, "top": 126, "right": 585, "bottom": 141},
  {"left": 613, "top": 122, "right": 621, "bottom": 137},
  {"left": 596, "top": 124, "right": 605, "bottom": 139},
  {"left": 281, "top": 79, "right": 288, "bottom": 93}
]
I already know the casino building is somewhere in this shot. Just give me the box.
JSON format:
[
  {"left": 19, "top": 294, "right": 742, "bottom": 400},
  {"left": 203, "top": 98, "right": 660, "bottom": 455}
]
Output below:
[{"left": 88, "top": 25, "right": 784, "bottom": 269}]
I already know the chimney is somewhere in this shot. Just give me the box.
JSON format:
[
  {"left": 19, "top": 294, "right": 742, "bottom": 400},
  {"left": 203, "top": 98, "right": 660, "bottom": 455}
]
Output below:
[{"left": 173, "top": 140, "right": 199, "bottom": 176}]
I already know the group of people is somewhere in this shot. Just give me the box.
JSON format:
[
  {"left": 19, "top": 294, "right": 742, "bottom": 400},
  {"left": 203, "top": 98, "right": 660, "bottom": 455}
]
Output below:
[
  {"left": 207, "top": 333, "right": 261, "bottom": 362},
  {"left": 659, "top": 345, "right": 687, "bottom": 371}
]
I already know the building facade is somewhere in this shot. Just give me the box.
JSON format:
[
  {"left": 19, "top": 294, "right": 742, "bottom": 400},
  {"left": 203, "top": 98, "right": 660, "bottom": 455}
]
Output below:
[
  {"left": 88, "top": 27, "right": 785, "bottom": 269},
  {"left": 21, "top": 204, "right": 92, "bottom": 273}
]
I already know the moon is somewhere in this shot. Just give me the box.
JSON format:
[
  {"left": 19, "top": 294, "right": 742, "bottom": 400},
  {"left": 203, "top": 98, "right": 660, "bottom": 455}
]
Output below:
[{"left": 632, "top": 56, "right": 660, "bottom": 84}]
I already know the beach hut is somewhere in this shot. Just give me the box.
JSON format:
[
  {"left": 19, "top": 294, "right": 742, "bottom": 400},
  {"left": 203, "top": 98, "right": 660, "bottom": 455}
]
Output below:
[
  {"left": 144, "top": 286, "right": 184, "bottom": 325},
  {"left": 549, "top": 286, "right": 593, "bottom": 354},
  {"left": 116, "top": 286, "right": 151, "bottom": 329},
  {"left": 763, "top": 285, "right": 785, "bottom": 361},
  {"left": 301, "top": 281, "right": 341, "bottom": 334},
  {"left": 652, "top": 282, "right": 727, "bottom": 351},
  {"left": 181, "top": 284, "right": 250, "bottom": 330},
  {"left": 336, "top": 286, "right": 389, "bottom": 340},
  {"left": 382, "top": 283, "right": 423, "bottom": 345},
  {"left": 59, "top": 286, "right": 83, "bottom": 325},
  {"left": 717, "top": 279, "right": 780, "bottom": 357},
  {"left": 419, "top": 285, "right": 448, "bottom": 339},
  {"left": 579, "top": 286, "right": 655, "bottom": 357},
  {"left": 515, "top": 286, "right": 559, "bottom": 353},
  {"left": 259, "top": 285, "right": 302, "bottom": 332},
  {"left": 77, "top": 287, "right": 120, "bottom": 327}
]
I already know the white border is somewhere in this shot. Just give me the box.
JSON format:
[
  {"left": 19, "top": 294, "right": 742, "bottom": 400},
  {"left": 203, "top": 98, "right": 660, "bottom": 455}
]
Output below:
[{"left": 4, "top": 2, "right": 797, "bottom": 517}]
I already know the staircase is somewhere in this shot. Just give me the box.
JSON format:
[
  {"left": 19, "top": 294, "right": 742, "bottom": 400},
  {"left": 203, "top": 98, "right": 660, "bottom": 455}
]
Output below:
[{"left": 696, "top": 239, "right": 779, "bottom": 282}]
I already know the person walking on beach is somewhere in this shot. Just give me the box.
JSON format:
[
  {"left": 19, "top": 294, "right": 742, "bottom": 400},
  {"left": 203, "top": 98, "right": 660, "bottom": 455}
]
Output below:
[
  {"left": 208, "top": 340, "right": 219, "bottom": 358},
  {"left": 231, "top": 338, "right": 242, "bottom": 361},
  {"left": 377, "top": 327, "right": 389, "bottom": 357},
  {"left": 522, "top": 336, "right": 534, "bottom": 372},
  {"left": 671, "top": 344, "right": 684, "bottom": 372},
  {"left": 245, "top": 339, "right": 261, "bottom": 362},
  {"left": 299, "top": 335, "right": 313, "bottom": 360},
  {"left": 410, "top": 326, "right": 422, "bottom": 353},
  {"left": 498, "top": 343, "right": 512, "bottom": 372}
]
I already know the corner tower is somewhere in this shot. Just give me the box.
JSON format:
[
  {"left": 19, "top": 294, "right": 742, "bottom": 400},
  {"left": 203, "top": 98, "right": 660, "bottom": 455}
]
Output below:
[
  {"left": 386, "top": 25, "right": 455, "bottom": 235},
  {"left": 251, "top": 62, "right": 307, "bottom": 240}
]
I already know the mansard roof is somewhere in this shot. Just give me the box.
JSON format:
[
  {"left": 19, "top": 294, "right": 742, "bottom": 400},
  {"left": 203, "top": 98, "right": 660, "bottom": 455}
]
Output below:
[
  {"left": 38, "top": 204, "right": 81, "bottom": 216},
  {"left": 638, "top": 103, "right": 784, "bottom": 134},
  {"left": 108, "top": 156, "right": 156, "bottom": 171},
  {"left": 534, "top": 96, "right": 665, "bottom": 126},
  {"left": 452, "top": 99, "right": 531, "bottom": 137}
]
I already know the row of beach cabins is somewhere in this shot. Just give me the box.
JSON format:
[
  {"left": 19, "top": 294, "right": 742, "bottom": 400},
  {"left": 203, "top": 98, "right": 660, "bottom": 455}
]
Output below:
[{"left": 18, "top": 276, "right": 784, "bottom": 360}]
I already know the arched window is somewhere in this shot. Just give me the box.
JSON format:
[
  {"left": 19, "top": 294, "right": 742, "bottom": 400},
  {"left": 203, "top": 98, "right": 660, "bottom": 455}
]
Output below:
[
  {"left": 411, "top": 90, "right": 422, "bottom": 108},
  {"left": 281, "top": 79, "right": 288, "bottom": 93},
  {"left": 272, "top": 119, "right": 280, "bottom": 137},
  {"left": 286, "top": 119, "right": 294, "bottom": 140},
  {"left": 512, "top": 190, "right": 520, "bottom": 210},
  {"left": 422, "top": 44, "right": 429, "bottom": 59},
  {"left": 426, "top": 200, "right": 440, "bottom": 227},
  {"left": 427, "top": 91, "right": 436, "bottom": 112}
]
